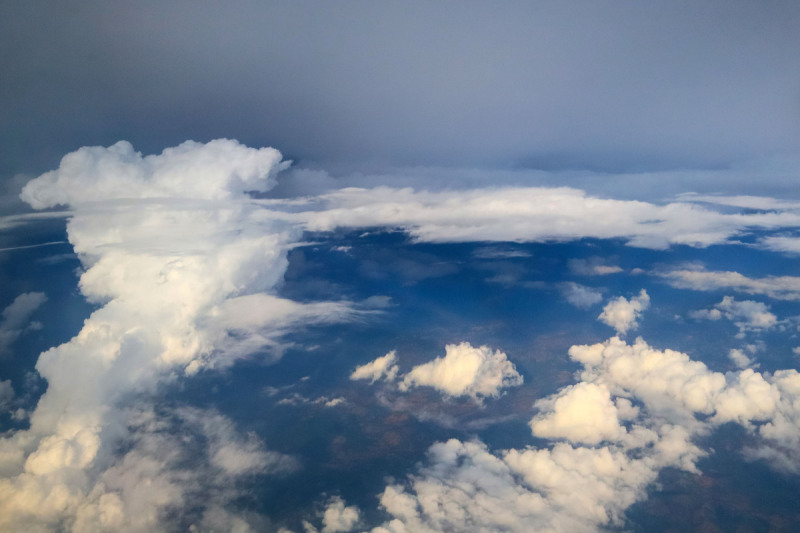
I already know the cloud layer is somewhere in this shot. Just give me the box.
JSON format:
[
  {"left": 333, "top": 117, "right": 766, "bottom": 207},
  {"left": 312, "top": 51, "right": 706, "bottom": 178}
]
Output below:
[{"left": 303, "top": 186, "right": 800, "bottom": 250}]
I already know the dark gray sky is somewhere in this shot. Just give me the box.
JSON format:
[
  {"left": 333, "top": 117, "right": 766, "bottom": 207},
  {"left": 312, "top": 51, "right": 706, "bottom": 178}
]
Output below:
[{"left": 3, "top": 0, "right": 800, "bottom": 178}]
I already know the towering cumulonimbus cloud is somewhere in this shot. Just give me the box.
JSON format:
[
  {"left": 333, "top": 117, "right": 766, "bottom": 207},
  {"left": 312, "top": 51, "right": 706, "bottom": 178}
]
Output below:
[{"left": 0, "top": 140, "right": 354, "bottom": 531}]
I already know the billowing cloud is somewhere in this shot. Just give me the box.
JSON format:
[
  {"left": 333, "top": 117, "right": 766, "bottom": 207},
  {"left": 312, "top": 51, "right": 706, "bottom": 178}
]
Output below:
[
  {"left": 360, "top": 293, "right": 800, "bottom": 532},
  {"left": 350, "top": 351, "right": 399, "bottom": 383},
  {"left": 0, "top": 292, "right": 46, "bottom": 355},
  {"left": 0, "top": 140, "right": 353, "bottom": 531},
  {"left": 352, "top": 343, "right": 523, "bottom": 402},
  {"left": 367, "top": 321, "right": 800, "bottom": 533},
  {"left": 530, "top": 382, "right": 625, "bottom": 445},
  {"left": 597, "top": 289, "right": 649, "bottom": 335},
  {"left": 400, "top": 343, "right": 523, "bottom": 401}
]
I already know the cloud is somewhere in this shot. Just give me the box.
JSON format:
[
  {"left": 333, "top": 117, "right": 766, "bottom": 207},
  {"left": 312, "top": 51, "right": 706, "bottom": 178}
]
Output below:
[
  {"left": 19, "top": 139, "right": 288, "bottom": 209},
  {"left": 728, "top": 348, "right": 754, "bottom": 369},
  {"left": 597, "top": 289, "right": 649, "bottom": 335},
  {"left": 760, "top": 235, "right": 800, "bottom": 255},
  {"left": 560, "top": 282, "right": 603, "bottom": 309},
  {"left": 368, "top": 326, "right": 800, "bottom": 532},
  {"left": 0, "top": 404, "right": 294, "bottom": 532},
  {"left": 530, "top": 382, "right": 625, "bottom": 445},
  {"left": 369, "top": 429, "right": 700, "bottom": 533},
  {"left": 304, "top": 187, "right": 800, "bottom": 250},
  {"left": 303, "top": 496, "right": 361, "bottom": 533},
  {"left": 400, "top": 343, "right": 523, "bottom": 401},
  {"left": 350, "top": 351, "right": 399, "bottom": 383},
  {"left": 690, "top": 296, "right": 777, "bottom": 336},
  {"left": 0, "top": 140, "right": 354, "bottom": 531},
  {"left": 276, "top": 393, "right": 346, "bottom": 409},
  {"left": 353, "top": 344, "right": 523, "bottom": 403},
  {"left": 0, "top": 292, "right": 46, "bottom": 355},
  {"left": 657, "top": 267, "right": 800, "bottom": 301},
  {"left": 321, "top": 496, "right": 360, "bottom": 533},
  {"left": 568, "top": 257, "right": 623, "bottom": 276}
]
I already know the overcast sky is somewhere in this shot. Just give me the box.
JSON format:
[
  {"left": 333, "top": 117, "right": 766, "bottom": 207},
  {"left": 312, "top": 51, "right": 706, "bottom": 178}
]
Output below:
[{"left": 2, "top": 1, "right": 800, "bottom": 187}]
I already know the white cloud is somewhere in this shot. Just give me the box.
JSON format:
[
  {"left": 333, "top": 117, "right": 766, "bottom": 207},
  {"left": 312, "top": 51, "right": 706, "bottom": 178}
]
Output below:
[
  {"left": 760, "top": 235, "right": 800, "bottom": 255},
  {"left": 728, "top": 348, "right": 753, "bottom": 369},
  {"left": 369, "top": 329, "right": 800, "bottom": 532},
  {"left": 691, "top": 296, "right": 777, "bottom": 336},
  {"left": 597, "top": 289, "right": 649, "bottom": 335},
  {"left": 276, "top": 393, "right": 346, "bottom": 408},
  {"left": 20, "top": 139, "right": 288, "bottom": 209},
  {"left": 304, "top": 187, "right": 800, "bottom": 250},
  {"left": 303, "top": 496, "right": 360, "bottom": 533},
  {"left": 0, "top": 140, "right": 351, "bottom": 531},
  {"left": 350, "top": 351, "right": 399, "bottom": 383},
  {"left": 354, "top": 344, "right": 523, "bottom": 402},
  {"left": 530, "top": 382, "right": 625, "bottom": 445},
  {"left": 321, "top": 496, "right": 360, "bottom": 533},
  {"left": 560, "top": 282, "right": 603, "bottom": 309},
  {"left": 400, "top": 343, "right": 523, "bottom": 401},
  {"left": 658, "top": 267, "right": 800, "bottom": 301},
  {"left": 366, "top": 291, "right": 800, "bottom": 532},
  {"left": 0, "top": 292, "right": 46, "bottom": 355},
  {"left": 370, "top": 429, "right": 700, "bottom": 533}
]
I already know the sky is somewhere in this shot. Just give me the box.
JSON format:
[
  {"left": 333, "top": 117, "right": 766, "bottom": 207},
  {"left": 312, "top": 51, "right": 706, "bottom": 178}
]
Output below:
[{"left": 2, "top": 1, "right": 800, "bottom": 532}]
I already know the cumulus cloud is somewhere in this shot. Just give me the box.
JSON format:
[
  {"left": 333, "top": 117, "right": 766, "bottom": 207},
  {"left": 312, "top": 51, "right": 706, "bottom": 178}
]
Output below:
[
  {"left": 306, "top": 496, "right": 360, "bottom": 533},
  {"left": 690, "top": 296, "right": 777, "bottom": 336},
  {"left": 400, "top": 343, "right": 523, "bottom": 401},
  {"left": 0, "top": 140, "right": 355, "bottom": 531},
  {"left": 352, "top": 344, "right": 523, "bottom": 402},
  {"left": 597, "top": 289, "right": 649, "bottom": 335},
  {"left": 363, "top": 291, "right": 800, "bottom": 532},
  {"left": 368, "top": 331, "right": 800, "bottom": 532},
  {"left": 369, "top": 429, "right": 700, "bottom": 533},
  {"left": 530, "top": 382, "right": 625, "bottom": 445},
  {"left": 657, "top": 267, "right": 800, "bottom": 301},
  {"left": 350, "top": 351, "right": 399, "bottom": 383},
  {"left": 20, "top": 139, "right": 288, "bottom": 209},
  {"left": 0, "top": 292, "right": 46, "bottom": 355}
]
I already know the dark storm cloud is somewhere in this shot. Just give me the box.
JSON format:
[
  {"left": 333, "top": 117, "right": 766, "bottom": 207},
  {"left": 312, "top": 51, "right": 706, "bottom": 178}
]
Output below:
[{"left": 2, "top": 0, "right": 800, "bottom": 177}]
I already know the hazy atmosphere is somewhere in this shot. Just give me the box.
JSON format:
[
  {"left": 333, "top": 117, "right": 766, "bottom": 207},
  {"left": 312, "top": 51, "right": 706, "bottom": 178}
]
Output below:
[{"left": 2, "top": 2, "right": 800, "bottom": 531}]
